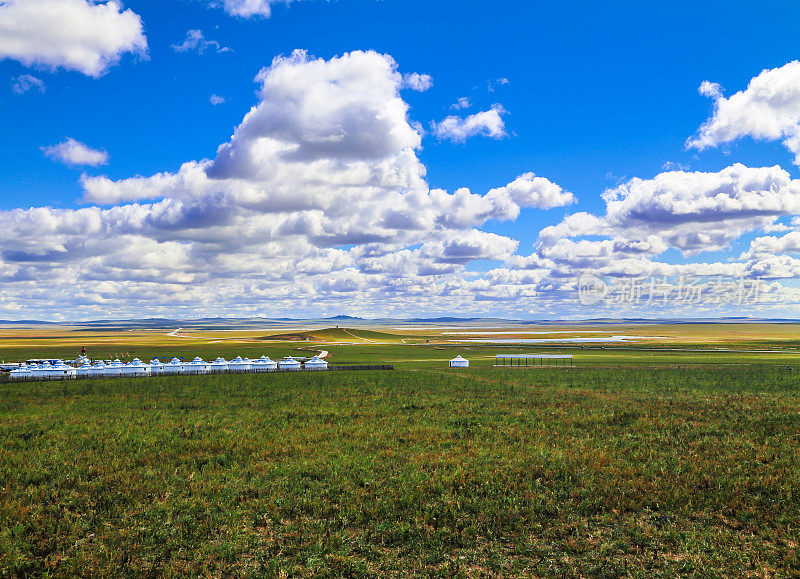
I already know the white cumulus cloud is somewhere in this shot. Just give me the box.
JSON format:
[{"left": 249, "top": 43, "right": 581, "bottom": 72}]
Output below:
[
  {"left": 0, "top": 0, "right": 147, "bottom": 77},
  {"left": 401, "top": 72, "right": 433, "bottom": 91},
  {"left": 432, "top": 104, "right": 507, "bottom": 143},
  {"left": 41, "top": 138, "right": 109, "bottom": 167},
  {"left": 0, "top": 50, "right": 580, "bottom": 319},
  {"left": 688, "top": 61, "right": 800, "bottom": 165}
]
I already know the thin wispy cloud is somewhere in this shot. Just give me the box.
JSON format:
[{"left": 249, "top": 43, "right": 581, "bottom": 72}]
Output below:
[
  {"left": 10, "top": 74, "right": 45, "bottom": 94},
  {"left": 172, "top": 29, "right": 231, "bottom": 54}
]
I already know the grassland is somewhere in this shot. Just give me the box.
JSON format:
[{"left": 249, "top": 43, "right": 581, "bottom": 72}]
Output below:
[{"left": 1, "top": 324, "right": 800, "bottom": 575}]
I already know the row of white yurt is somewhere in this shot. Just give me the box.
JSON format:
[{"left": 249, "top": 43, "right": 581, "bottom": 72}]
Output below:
[
  {"left": 304, "top": 356, "right": 328, "bottom": 370},
  {"left": 7, "top": 353, "right": 329, "bottom": 380},
  {"left": 28, "top": 361, "right": 77, "bottom": 380}
]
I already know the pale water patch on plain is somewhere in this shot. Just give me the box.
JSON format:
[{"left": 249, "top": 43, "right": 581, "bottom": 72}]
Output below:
[
  {"left": 451, "top": 335, "right": 670, "bottom": 344},
  {"left": 442, "top": 330, "right": 608, "bottom": 335}
]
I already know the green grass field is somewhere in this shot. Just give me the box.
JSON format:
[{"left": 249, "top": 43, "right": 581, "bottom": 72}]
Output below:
[
  {"left": 1, "top": 364, "right": 799, "bottom": 576},
  {"left": 2, "top": 324, "right": 800, "bottom": 575}
]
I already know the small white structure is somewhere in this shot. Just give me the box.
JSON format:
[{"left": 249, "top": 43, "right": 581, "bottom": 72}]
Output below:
[
  {"left": 76, "top": 361, "right": 94, "bottom": 377},
  {"left": 251, "top": 355, "right": 277, "bottom": 372},
  {"left": 228, "top": 356, "right": 251, "bottom": 372},
  {"left": 89, "top": 361, "right": 107, "bottom": 377},
  {"left": 494, "top": 354, "right": 574, "bottom": 368},
  {"left": 123, "top": 358, "right": 151, "bottom": 376},
  {"left": 449, "top": 355, "right": 469, "bottom": 368},
  {"left": 29, "top": 363, "right": 48, "bottom": 380},
  {"left": 209, "top": 357, "right": 228, "bottom": 372},
  {"left": 105, "top": 359, "right": 125, "bottom": 377},
  {"left": 278, "top": 356, "right": 301, "bottom": 371},
  {"left": 149, "top": 358, "right": 165, "bottom": 374},
  {"left": 163, "top": 358, "right": 185, "bottom": 373},
  {"left": 48, "top": 362, "right": 77, "bottom": 379},
  {"left": 9, "top": 364, "right": 31, "bottom": 380},
  {"left": 304, "top": 356, "right": 328, "bottom": 371},
  {"left": 185, "top": 356, "right": 211, "bottom": 374}
]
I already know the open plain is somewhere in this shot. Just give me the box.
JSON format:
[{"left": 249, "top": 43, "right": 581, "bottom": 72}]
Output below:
[{"left": 1, "top": 322, "right": 799, "bottom": 575}]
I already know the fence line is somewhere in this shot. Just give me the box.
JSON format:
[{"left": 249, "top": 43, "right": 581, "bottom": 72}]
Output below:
[{"left": 0, "top": 364, "right": 395, "bottom": 384}]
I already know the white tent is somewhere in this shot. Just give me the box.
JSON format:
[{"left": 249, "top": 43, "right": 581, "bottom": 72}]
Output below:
[
  {"left": 278, "top": 356, "right": 301, "bottom": 371},
  {"left": 163, "top": 358, "right": 185, "bottom": 373},
  {"left": 185, "top": 356, "right": 211, "bottom": 374},
  {"left": 47, "top": 362, "right": 76, "bottom": 379},
  {"left": 228, "top": 356, "right": 251, "bottom": 372},
  {"left": 123, "top": 358, "right": 151, "bottom": 376},
  {"left": 251, "top": 355, "right": 277, "bottom": 372},
  {"left": 449, "top": 355, "right": 469, "bottom": 368},
  {"left": 106, "top": 359, "right": 125, "bottom": 377},
  {"left": 209, "top": 357, "right": 228, "bottom": 372},
  {"left": 304, "top": 356, "right": 328, "bottom": 371},
  {"left": 29, "top": 363, "right": 48, "bottom": 380},
  {"left": 76, "top": 361, "right": 93, "bottom": 377},
  {"left": 9, "top": 365, "right": 31, "bottom": 380},
  {"left": 89, "top": 361, "right": 107, "bottom": 377},
  {"left": 149, "top": 358, "right": 165, "bottom": 374}
]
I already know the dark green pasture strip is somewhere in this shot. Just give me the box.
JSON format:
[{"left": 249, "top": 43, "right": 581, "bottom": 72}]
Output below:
[{"left": 1, "top": 368, "right": 799, "bottom": 576}]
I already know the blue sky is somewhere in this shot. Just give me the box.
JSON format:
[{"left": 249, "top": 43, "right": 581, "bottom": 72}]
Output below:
[{"left": 2, "top": 0, "right": 800, "bottom": 319}]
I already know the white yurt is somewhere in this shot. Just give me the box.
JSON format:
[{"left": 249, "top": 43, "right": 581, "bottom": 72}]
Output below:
[
  {"left": 304, "top": 356, "right": 328, "bottom": 371},
  {"left": 185, "top": 356, "right": 211, "bottom": 374},
  {"left": 163, "top": 358, "right": 185, "bottom": 373},
  {"left": 278, "top": 356, "right": 301, "bottom": 371},
  {"left": 9, "top": 364, "right": 31, "bottom": 380},
  {"left": 89, "top": 361, "right": 107, "bottom": 377},
  {"left": 209, "top": 357, "right": 228, "bottom": 372},
  {"left": 76, "top": 360, "right": 93, "bottom": 377},
  {"left": 449, "top": 355, "right": 469, "bottom": 368},
  {"left": 251, "top": 355, "right": 277, "bottom": 372},
  {"left": 149, "top": 358, "right": 165, "bottom": 374},
  {"left": 123, "top": 358, "right": 151, "bottom": 376},
  {"left": 48, "top": 362, "right": 77, "bottom": 379},
  {"left": 106, "top": 359, "right": 125, "bottom": 377},
  {"left": 29, "top": 363, "right": 47, "bottom": 380},
  {"left": 228, "top": 356, "right": 251, "bottom": 372}
]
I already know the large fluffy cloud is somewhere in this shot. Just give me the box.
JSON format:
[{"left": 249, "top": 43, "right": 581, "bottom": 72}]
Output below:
[
  {"left": 688, "top": 61, "right": 800, "bottom": 165},
  {"left": 0, "top": 49, "right": 576, "bottom": 319},
  {"left": 0, "top": 0, "right": 147, "bottom": 77},
  {"left": 6, "top": 49, "right": 798, "bottom": 319},
  {"left": 601, "top": 164, "right": 800, "bottom": 252}
]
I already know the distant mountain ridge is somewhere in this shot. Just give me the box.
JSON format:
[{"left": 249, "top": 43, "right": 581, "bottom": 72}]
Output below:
[{"left": 0, "top": 315, "right": 799, "bottom": 329}]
